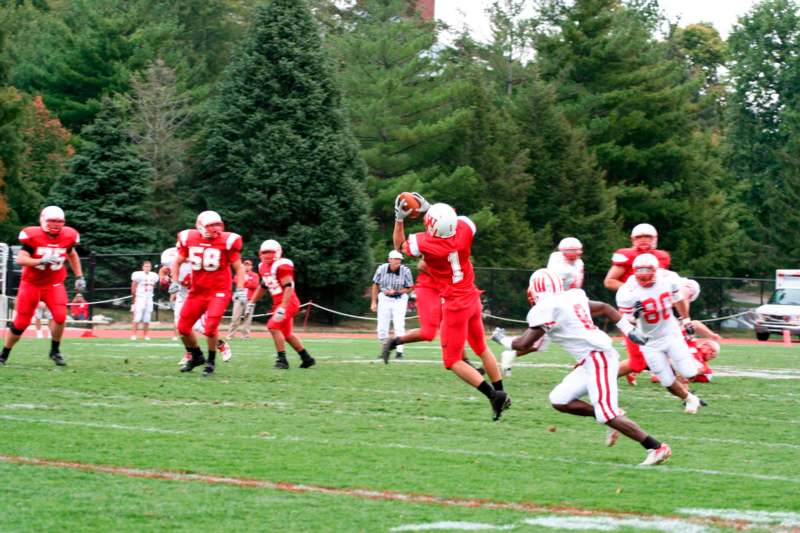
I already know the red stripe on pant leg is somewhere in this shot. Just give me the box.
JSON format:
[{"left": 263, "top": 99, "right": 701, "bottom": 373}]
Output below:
[
  {"left": 598, "top": 352, "right": 618, "bottom": 418},
  {"left": 591, "top": 352, "right": 611, "bottom": 421}
]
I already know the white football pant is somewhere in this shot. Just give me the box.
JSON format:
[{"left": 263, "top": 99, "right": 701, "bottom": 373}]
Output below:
[{"left": 377, "top": 293, "right": 408, "bottom": 354}]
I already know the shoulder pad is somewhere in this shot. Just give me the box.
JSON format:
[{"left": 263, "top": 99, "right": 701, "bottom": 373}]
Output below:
[
  {"left": 458, "top": 216, "right": 476, "bottom": 236},
  {"left": 272, "top": 258, "right": 294, "bottom": 275},
  {"left": 178, "top": 229, "right": 192, "bottom": 246},
  {"left": 225, "top": 232, "right": 242, "bottom": 251}
]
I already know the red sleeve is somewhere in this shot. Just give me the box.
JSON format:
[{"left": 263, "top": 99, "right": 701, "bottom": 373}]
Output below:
[
  {"left": 227, "top": 234, "right": 243, "bottom": 263},
  {"left": 611, "top": 248, "right": 633, "bottom": 267},
  {"left": 276, "top": 264, "right": 294, "bottom": 281},
  {"left": 655, "top": 250, "right": 671, "bottom": 269},
  {"left": 177, "top": 231, "right": 190, "bottom": 258},
  {"left": 245, "top": 273, "right": 260, "bottom": 290}
]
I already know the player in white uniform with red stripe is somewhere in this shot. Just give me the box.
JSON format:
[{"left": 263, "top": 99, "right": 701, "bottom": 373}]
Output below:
[
  {"left": 492, "top": 268, "right": 671, "bottom": 466},
  {"left": 616, "top": 254, "right": 703, "bottom": 413},
  {"left": 546, "top": 237, "right": 584, "bottom": 290}
]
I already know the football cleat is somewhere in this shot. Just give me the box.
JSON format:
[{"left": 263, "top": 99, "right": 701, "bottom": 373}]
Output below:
[
  {"left": 218, "top": 340, "right": 233, "bottom": 362},
  {"left": 606, "top": 429, "right": 620, "bottom": 448},
  {"left": 626, "top": 373, "right": 638, "bottom": 386},
  {"left": 299, "top": 356, "right": 316, "bottom": 369},
  {"left": 202, "top": 362, "right": 215, "bottom": 377},
  {"left": 49, "top": 351, "right": 66, "bottom": 366},
  {"left": 180, "top": 353, "right": 206, "bottom": 373},
  {"left": 179, "top": 352, "right": 191, "bottom": 366},
  {"left": 380, "top": 339, "right": 396, "bottom": 364},
  {"left": 501, "top": 350, "right": 516, "bottom": 377},
  {"left": 395, "top": 353, "right": 404, "bottom": 360},
  {"left": 684, "top": 393, "right": 701, "bottom": 414},
  {"left": 274, "top": 356, "right": 289, "bottom": 370},
  {"left": 491, "top": 390, "right": 512, "bottom": 421},
  {"left": 130, "top": 335, "right": 137, "bottom": 341},
  {"left": 0, "top": 355, "right": 7, "bottom": 366},
  {"left": 640, "top": 443, "right": 671, "bottom": 466}
]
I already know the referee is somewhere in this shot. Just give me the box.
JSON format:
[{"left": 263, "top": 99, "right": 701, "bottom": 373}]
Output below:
[{"left": 371, "top": 250, "right": 413, "bottom": 359}]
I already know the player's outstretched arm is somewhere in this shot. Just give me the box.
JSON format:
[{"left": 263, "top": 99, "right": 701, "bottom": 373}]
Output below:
[
  {"left": 589, "top": 300, "right": 648, "bottom": 345},
  {"left": 603, "top": 266, "right": 626, "bottom": 291},
  {"left": 492, "top": 326, "right": 545, "bottom": 352}
]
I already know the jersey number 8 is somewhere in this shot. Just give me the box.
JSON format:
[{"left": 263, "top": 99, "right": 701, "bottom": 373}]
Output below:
[
  {"left": 640, "top": 292, "right": 672, "bottom": 324},
  {"left": 188, "top": 247, "right": 221, "bottom": 272}
]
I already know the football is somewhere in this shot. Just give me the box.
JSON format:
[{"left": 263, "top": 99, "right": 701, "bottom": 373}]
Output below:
[{"left": 398, "top": 192, "right": 421, "bottom": 219}]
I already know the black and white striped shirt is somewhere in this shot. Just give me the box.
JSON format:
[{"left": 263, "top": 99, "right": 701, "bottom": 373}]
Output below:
[{"left": 373, "top": 263, "right": 413, "bottom": 292}]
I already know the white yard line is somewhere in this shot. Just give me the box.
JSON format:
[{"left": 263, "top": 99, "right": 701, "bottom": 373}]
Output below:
[{"left": 679, "top": 508, "right": 800, "bottom": 528}]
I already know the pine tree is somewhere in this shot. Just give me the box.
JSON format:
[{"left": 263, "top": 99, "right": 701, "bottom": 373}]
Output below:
[
  {"left": 194, "top": 0, "right": 372, "bottom": 308},
  {"left": 534, "top": 0, "right": 744, "bottom": 274},
  {"left": 49, "top": 98, "right": 160, "bottom": 284},
  {"left": 0, "top": 26, "right": 24, "bottom": 240}
]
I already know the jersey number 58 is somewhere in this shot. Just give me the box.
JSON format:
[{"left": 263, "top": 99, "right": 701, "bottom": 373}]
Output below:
[{"left": 188, "top": 247, "right": 221, "bottom": 272}]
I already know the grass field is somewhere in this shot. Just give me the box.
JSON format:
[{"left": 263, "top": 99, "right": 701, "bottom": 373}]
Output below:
[{"left": 0, "top": 335, "right": 798, "bottom": 532}]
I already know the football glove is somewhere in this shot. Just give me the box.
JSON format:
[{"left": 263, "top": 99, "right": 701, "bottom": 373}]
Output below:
[
  {"left": 633, "top": 301, "right": 644, "bottom": 319},
  {"left": 411, "top": 192, "right": 431, "bottom": 213},
  {"left": 681, "top": 318, "right": 695, "bottom": 337},
  {"left": 168, "top": 281, "right": 181, "bottom": 294},
  {"left": 234, "top": 288, "right": 248, "bottom": 305},
  {"left": 39, "top": 255, "right": 61, "bottom": 266},
  {"left": 75, "top": 276, "right": 87, "bottom": 292},
  {"left": 491, "top": 327, "right": 507, "bottom": 344},
  {"left": 628, "top": 328, "right": 649, "bottom": 346},
  {"left": 394, "top": 194, "right": 412, "bottom": 221},
  {"left": 273, "top": 306, "right": 286, "bottom": 322}
]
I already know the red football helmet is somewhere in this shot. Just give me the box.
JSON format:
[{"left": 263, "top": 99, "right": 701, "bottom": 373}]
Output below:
[
  {"left": 196, "top": 210, "right": 224, "bottom": 239},
  {"left": 40, "top": 205, "right": 65, "bottom": 236},
  {"left": 632, "top": 253, "right": 659, "bottom": 287},
  {"left": 558, "top": 237, "right": 583, "bottom": 262},
  {"left": 696, "top": 339, "right": 720, "bottom": 361},
  {"left": 631, "top": 223, "right": 657, "bottom": 252}
]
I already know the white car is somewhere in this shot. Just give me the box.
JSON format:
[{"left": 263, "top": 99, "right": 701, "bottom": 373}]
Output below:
[{"left": 754, "top": 270, "right": 800, "bottom": 341}]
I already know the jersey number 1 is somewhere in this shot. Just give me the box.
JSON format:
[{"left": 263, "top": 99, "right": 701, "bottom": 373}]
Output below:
[
  {"left": 188, "top": 247, "right": 221, "bottom": 272},
  {"left": 447, "top": 252, "right": 464, "bottom": 283}
]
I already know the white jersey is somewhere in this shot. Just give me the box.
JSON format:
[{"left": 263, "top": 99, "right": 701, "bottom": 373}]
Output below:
[
  {"left": 526, "top": 289, "right": 614, "bottom": 362},
  {"left": 546, "top": 252, "right": 584, "bottom": 289},
  {"left": 616, "top": 269, "right": 684, "bottom": 349},
  {"left": 131, "top": 271, "right": 159, "bottom": 299}
]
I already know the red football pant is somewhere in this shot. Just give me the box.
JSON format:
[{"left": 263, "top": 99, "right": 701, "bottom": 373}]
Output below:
[
  {"left": 13, "top": 280, "right": 67, "bottom": 331},
  {"left": 178, "top": 291, "right": 230, "bottom": 337},
  {"left": 623, "top": 335, "right": 648, "bottom": 372},
  {"left": 267, "top": 300, "right": 300, "bottom": 337},
  {"left": 415, "top": 286, "right": 441, "bottom": 341},
  {"left": 440, "top": 296, "right": 488, "bottom": 369}
]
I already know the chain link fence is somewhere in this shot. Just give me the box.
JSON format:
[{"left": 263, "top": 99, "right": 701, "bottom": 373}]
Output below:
[{"left": 0, "top": 247, "right": 775, "bottom": 332}]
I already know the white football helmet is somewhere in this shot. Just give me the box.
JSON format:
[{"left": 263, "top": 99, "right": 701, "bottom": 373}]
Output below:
[
  {"left": 40, "top": 205, "right": 65, "bottom": 235},
  {"left": 681, "top": 278, "right": 701, "bottom": 302},
  {"left": 630, "top": 223, "right": 658, "bottom": 251},
  {"left": 558, "top": 237, "right": 583, "bottom": 260},
  {"left": 160, "top": 247, "right": 178, "bottom": 267},
  {"left": 424, "top": 203, "right": 457, "bottom": 239},
  {"left": 528, "top": 268, "right": 564, "bottom": 303},
  {"left": 196, "top": 210, "right": 224, "bottom": 239},
  {"left": 632, "top": 253, "right": 659, "bottom": 287},
  {"left": 259, "top": 239, "right": 282, "bottom": 259}
]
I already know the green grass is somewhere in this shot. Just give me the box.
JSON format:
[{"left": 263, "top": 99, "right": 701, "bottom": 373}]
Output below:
[{"left": 0, "top": 336, "right": 798, "bottom": 532}]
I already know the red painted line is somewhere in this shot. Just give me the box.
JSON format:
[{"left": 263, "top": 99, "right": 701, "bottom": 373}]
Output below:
[{"left": 0, "top": 454, "right": 757, "bottom": 530}]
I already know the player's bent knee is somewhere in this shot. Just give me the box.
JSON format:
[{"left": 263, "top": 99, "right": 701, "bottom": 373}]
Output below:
[
  {"left": 419, "top": 326, "right": 437, "bottom": 342},
  {"left": 549, "top": 387, "right": 572, "bottom": 406},
  {"left": 9, "top": 324, "right": 25, "bottom": 336}
]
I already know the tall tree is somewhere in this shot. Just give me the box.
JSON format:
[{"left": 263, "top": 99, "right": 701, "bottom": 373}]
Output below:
[
  {"left": 0, "top": 26, "right": 23, "bottom": 239},
  {"left": 121, "top": 59, "right": 191, "bottom": 239},
  {"left": 534, "top": 0, "right": 744, "bottom": 274},
  {"left": 194, "top": 0, "right": 372, "bottom": 308},
  {"left": 50, "top": 97, "right": 159, "bottom": 282},
  {"left": 727, "top": 0, "right": 800, "bottom": 270}
]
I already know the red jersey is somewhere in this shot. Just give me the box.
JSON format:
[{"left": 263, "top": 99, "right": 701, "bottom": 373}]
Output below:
[
  {"left": 405, "top": 217, "right": 480, "bottom": 308},
  {"left": 243, "top": 271, "right": 260, "bottom": 300},
  {"left": 258, "top": 258, "right": 300, "bottom": 308},
  {"left": 611, "top": 247, "right": 671, "bottom": 282},
  {"left": 176, "top": 229, "right": 242, "bottom": 294},
  {"left": 18, "top": 226, "right": 80, "bottom": 286}
]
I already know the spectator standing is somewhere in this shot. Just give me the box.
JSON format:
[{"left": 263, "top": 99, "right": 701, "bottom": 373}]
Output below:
[
  {"left": 70, "top": 293, "right": 89, "bottom": 321},
  {"left": 227, "top": 259, "right": 260, "bottom": 339}
]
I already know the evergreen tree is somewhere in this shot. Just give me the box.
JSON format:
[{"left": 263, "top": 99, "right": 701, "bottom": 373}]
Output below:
[
  {"left": 513, "top": 78, "right": 620, "bottom": 270},
  {"left": 50, "top": 98, "right": 159, "bottom": 284},
  {"left": 194, "top": 0, "right": 372, "bottom": 308},
  {"left": 726, "top": 0, "right": 800, "bottom": 270},
  {"left": 534, "top": 0, "right": 744, "bottom": 274},
  {"left": 0, "top": 26, "right": 24, "bottom": 239}
]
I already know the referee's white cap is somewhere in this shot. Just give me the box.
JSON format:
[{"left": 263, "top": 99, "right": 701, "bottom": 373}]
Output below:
[{"left": 388, "top": 250, "right": 403, "bottom": 260}]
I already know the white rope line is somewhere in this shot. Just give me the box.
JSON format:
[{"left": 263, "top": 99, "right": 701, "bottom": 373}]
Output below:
[
  {"left": 4, "top": 294, "right": 133, "bottom": 305},
  {"left": 482, "top": 312, "right": 529, "bottom": 324},
  {"left": 307, "top": 302, "right": 420, "bottom": 321},
  {"left": 698, "top": 311, "right": 753, "bottom": 323}
]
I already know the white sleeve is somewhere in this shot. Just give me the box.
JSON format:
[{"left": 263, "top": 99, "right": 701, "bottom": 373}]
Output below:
[
  {"left": 546, "top": 252, "right": 560, "bottom": 270},
  {"left": 458, "top": 216, "right": 476, "bottom": 236},
  {"left": 407, "top": 234, "right": 421, "bottom": 257},
  {"left": 131, "top": 271, "right": 141, "bottom": 283},
  {"left": 616, "top": 286, "right": 636, "bottom": 315},
  {"left": 527, "top": 300, "right": 555, "bottom": 330}
]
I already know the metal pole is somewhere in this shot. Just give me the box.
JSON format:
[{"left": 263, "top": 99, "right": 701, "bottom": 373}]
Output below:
[{"left": 88, "top": 251, "right": 96, "bottom": 320}]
